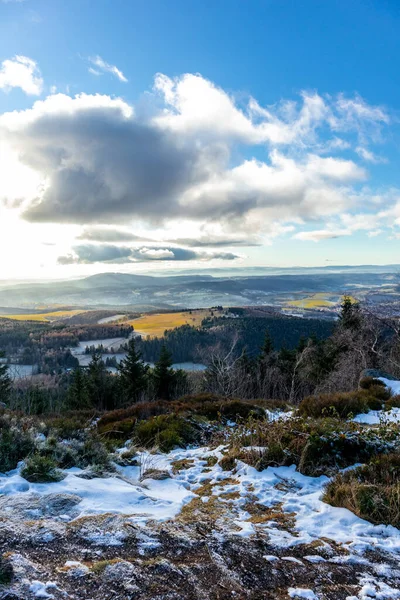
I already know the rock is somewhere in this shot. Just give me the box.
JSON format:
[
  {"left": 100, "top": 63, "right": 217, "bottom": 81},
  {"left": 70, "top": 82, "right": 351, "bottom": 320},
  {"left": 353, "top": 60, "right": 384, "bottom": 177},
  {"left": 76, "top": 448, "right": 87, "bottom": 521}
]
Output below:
[
  {"left": 8, "top": 554, "right": 42, "bottom": 582},
  {"left": 40, "top": 493, "right": 82, "bottom": 516},
  {"left": 140, "top": 469, "right": 171, "bottom": 481},
  {"left": 0, "top": 493, "right": 82, "bottom": 520},
  {"left": 102, "top": 560, "right": 137, "bottom": 582},
  {"left": 63, "top": 561, "right": 90, "bottom": 578}
]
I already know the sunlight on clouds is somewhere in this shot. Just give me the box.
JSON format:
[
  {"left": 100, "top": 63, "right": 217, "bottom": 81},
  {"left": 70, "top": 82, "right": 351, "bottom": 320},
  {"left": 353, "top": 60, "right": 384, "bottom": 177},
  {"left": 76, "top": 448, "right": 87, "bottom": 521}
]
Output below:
[
  {"left": 0, "top": 142, "right": 43, "bottom": 204},
  {"left": 0, "top": 68, "right": 398, "bottom": 276},
  {"left": 0, "top": 56, "right": 43, "bottom": 95}
]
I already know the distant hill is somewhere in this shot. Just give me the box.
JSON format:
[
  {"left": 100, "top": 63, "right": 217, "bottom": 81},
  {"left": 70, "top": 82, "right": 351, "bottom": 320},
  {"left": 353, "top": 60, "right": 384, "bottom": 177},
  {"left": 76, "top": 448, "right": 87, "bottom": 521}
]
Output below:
[{"left": 0, "top": 267, "right": 398, "bottom": 310}]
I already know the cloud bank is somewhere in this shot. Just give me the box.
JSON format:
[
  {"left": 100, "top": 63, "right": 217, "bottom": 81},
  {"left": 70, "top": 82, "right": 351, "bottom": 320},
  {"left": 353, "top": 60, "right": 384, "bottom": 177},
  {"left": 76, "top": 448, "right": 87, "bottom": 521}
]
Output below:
[{"left": 0, "top": 69, "right": 396, "bottom": 264}]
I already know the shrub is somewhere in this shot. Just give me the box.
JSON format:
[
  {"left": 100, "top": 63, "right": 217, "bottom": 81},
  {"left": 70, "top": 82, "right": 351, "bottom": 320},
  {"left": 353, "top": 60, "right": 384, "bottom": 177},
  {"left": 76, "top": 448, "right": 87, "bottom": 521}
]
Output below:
[
  {"left": 43, "top": 411, "right": 98, "bottom": 439},
  {"left": 359, "top": 376, "right": 386, "bottom": 390},
  {"left": 197, "top": 399, "right": 265, "bottom": 421},
  {"left": 218, "top": 454, "right": 237, "bottom": 471},
  {"left": 0, "top": 425, "right": 35, "bottom": 473},
  {"left": 41, "top": 437, "right": 79, "bottom": 469},
  {"left": 133, "top": 415, "right": 198, "bottom": 452},
  {"left": 229, "top": 414, "right": 395, "bottom": 477},
  {"left": 299, "top": 389, "right": 386, "bottom": 419},
  {"left": 98, "top": 417, "right": 136, "bottom": 439},
  {"left": 323, "top": 454, "right": 400, "bottom": 527},
  {"left": 21, "top": 453, "right": 65, "bottom": 483},
  {"left": 77, "top": 436, "right": 113, "bottom": 471},
  {"left": 386, "top": 395, "right": 400, "bottom": 409},
  {"left": 298, "top": 431, "right": 380, "bottom": 477}
]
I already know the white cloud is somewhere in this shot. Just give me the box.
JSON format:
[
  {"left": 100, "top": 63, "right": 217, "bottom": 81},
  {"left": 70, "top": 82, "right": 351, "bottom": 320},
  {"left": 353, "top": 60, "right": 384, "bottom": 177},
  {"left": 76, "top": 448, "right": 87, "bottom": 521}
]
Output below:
[
  {"left": 356, "top": 146, "right": 387, "bottom": 164},
  {"left": 138, "top": 247, "right": 175, "bottom": 260},
  {"left": 88, "top": 56, "right": 127, "bottom": 82},
  {"left": 0, "top": 71, "right": 397, "bottom": 262},
  {"left": 0, "top": 55, "right": 43, "bottom": 95}
]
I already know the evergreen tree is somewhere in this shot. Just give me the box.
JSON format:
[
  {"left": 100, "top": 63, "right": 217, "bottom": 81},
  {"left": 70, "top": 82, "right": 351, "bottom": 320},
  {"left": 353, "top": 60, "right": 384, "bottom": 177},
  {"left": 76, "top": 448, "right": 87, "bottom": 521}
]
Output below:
[
  {"left": 340, "top": 295, "right": 362, "bottom": 330},
  {"left": 87, "top": 352, "right": 111, "bottom": 410},
  {"left": 67, "top": 367, "right": 90, "bottom": 410},
  {"left": 118, "top": 338, "right": 148, "bottom": 403},
  {"left": 261, "top": 329, "right": 274, "bottom": 356},
  {"left": 0, "top": 351, "right": 11, "bottom": 405},
  {"left": 297, "top": 336, "right": 307, "bottom": 353},
  {"left": 153, "top": 344, "right": 176, "bottom": 400}
]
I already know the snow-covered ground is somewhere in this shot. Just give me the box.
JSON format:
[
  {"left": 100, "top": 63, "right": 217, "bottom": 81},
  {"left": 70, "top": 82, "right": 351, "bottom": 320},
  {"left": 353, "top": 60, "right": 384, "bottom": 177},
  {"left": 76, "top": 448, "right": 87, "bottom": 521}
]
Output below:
[
  {"left": 353, "top": 407, "right": 400, "bottom": 424},
  {"left": 380, "top": 377, "right": 400, "bottom": 396},
  {"left": 2, "top": 444, "right": 400, "bottom": 558},
  {"left": 352, "top": 376, "right": 400, "bottom": 424}
]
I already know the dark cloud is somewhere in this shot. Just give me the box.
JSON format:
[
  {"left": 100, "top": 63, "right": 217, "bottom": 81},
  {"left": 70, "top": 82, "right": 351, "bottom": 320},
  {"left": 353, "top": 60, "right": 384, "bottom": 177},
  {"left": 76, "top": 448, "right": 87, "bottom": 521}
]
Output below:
[
  {"left": 58, "top": 244, "right": 133, "bottom": 264},
  {"left": 57, "top": 244, "right": 239, "bottom": 264},
  {"left": 77, "top": 227, "right": 153, "bottom": 243},
  {"left": 2, "top": 98, "right": 225, "bottom": 224}
]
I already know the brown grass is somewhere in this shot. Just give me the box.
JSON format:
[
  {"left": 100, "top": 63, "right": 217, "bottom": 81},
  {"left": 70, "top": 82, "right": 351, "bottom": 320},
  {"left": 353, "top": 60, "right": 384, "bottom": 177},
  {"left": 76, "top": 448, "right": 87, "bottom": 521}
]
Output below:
[{"left": 323, "top": 454, "right": 400, "bottom": 527}]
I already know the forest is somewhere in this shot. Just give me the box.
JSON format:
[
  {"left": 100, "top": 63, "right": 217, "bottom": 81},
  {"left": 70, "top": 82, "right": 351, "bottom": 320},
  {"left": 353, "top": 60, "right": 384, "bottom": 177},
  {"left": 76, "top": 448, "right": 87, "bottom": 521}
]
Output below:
[{"left": 0, "top": 298, "right": 398, "bottom": 414}]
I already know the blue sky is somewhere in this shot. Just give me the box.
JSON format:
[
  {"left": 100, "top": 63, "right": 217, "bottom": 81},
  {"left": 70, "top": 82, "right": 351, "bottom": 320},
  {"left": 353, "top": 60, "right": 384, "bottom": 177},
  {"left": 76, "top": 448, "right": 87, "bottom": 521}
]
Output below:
[{"left": 1, "top": 0, "right": 400, "bottom": 278}]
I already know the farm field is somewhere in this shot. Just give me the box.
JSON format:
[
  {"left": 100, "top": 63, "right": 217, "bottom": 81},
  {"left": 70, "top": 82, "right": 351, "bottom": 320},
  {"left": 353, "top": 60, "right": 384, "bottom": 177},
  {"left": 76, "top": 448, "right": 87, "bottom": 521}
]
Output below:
[
  {"left": 128, "top": 308, "right": 222, "bottom": 337},
  {"left": 286, "top": 292, "right": 339, "bottom": 309},
  {"left": 0, "top": 309, "right": 87, "bottom": 322}
]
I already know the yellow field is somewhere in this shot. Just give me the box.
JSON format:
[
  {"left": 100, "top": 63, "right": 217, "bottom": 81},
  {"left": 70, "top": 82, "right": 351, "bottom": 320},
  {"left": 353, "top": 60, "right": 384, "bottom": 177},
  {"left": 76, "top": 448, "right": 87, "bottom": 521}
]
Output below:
[
  {"left": 0, "top": 309, "right": 87, "bottom": 322},
  {"left": 287, "top": 293, "right": 336, "bottom": 309},
  {"left": 128, "top": 309, "right": 221, "bottom": 338}
]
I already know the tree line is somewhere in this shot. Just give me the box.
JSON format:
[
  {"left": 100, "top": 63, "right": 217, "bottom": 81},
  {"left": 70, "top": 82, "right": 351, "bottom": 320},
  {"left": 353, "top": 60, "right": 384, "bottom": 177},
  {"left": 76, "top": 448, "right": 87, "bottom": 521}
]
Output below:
[{"left": 1, "top": 298, "right": 399, "bottom": 413}]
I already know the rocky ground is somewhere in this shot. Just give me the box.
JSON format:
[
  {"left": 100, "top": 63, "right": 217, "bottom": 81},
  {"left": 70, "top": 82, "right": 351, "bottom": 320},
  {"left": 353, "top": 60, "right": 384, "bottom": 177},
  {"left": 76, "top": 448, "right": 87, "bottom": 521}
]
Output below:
[{"left": 2, "top": 442, "right": 400, "bottom": 600}]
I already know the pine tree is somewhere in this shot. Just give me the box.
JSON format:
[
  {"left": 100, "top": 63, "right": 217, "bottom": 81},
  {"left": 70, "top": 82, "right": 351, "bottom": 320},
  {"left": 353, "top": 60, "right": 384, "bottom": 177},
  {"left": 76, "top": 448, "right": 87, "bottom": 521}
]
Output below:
[
  {"left": 0, "top": 351, "right": 11, "bottom": 405},
  {"left": 153, "top": 344, "right": 176, "bottom": 400},
  {"left": 87, "top": 352, "right": 109, "bottom": 410},
  {"left": 67, "top": 367, "right": 90, "bottom": 410},
  {"left": 261, "top": 329, "right": 274, "bottom": 356},
  {"left": 118, "top": 338, "right": 148, "bottom": 403},
  {"left": 340, "top": 295, "right": 361, "bottom": 330}
]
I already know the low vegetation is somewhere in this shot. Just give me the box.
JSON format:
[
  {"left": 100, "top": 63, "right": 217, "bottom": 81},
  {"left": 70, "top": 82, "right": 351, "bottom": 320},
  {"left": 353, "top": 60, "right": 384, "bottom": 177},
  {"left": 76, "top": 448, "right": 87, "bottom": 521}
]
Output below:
[
  {"left": 21, "top": 453, "right": 65, "bottom": 483},
  {"left": 324, "top": 454, "right": 400, "bottom": 528},
  {"left": 299, "top": 387, "right": 389, "bottom": 419}
]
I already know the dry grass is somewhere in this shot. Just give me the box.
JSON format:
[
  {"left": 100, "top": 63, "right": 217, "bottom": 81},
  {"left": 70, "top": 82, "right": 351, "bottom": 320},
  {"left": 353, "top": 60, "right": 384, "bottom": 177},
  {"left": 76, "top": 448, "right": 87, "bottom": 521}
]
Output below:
[
  {"left": 127, "top": 308, "right": 223, "bottom": 338},
  {"left": 171, "top": 458, "right": 195, "bottom": 473},
  {"left": 323, "top": 454, "right": 400, "bottom": 527},
  {"left": 243, "top": 499, "right": 297, "bottom": 532},
  {"left": 0, "top": 309, "right": 87, "bottom": 322}
]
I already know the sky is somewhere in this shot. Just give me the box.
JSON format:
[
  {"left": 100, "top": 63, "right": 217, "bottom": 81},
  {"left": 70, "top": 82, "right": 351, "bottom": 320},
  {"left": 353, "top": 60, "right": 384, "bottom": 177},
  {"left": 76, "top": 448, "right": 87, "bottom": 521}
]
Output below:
[{"left": 1, "top": 0, "right": 400, "bottom": 280}]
